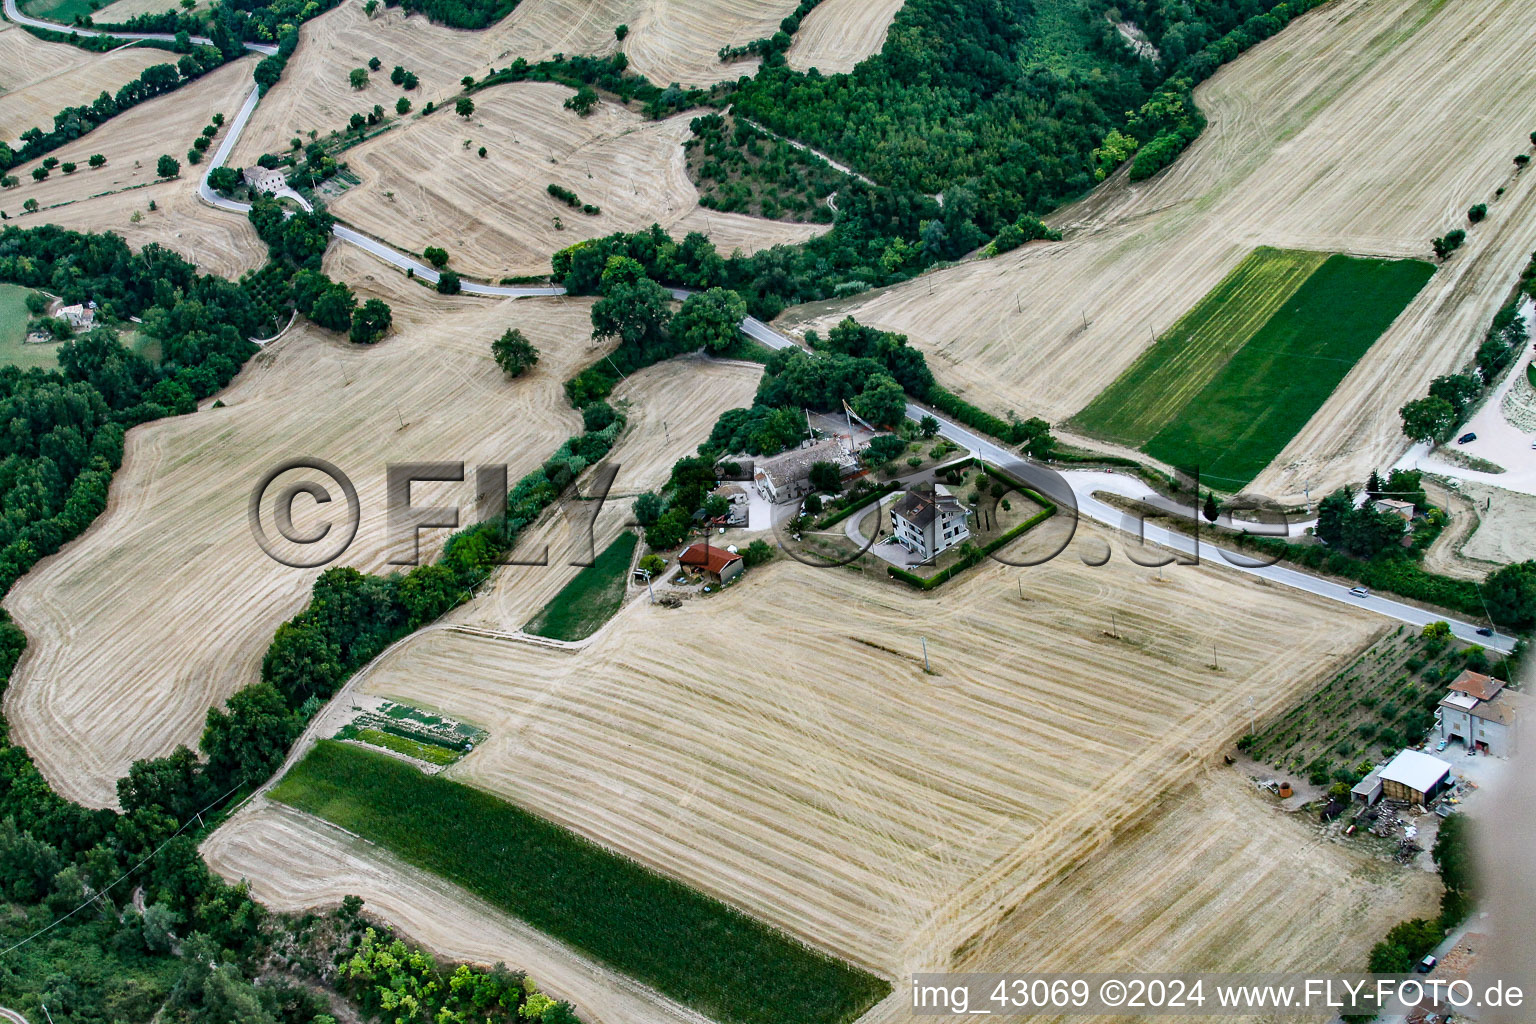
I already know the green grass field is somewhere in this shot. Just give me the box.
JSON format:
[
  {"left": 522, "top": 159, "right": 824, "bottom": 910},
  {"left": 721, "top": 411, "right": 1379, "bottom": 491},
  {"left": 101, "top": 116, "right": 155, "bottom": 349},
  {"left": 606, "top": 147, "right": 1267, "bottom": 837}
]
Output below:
[
  {"left": 272, "top": 742, "right": 890, "bottom": 1024},
  {"left": 0, "top": 284, "right": 59, "bottom": 372},
  {"left": 1073, "top": 250, "right": 1433, "bottom": 491},
  {"left": 352, "top": 727, "right": 461, "bottom": 766},
  {"left": 20, "top": 0, "right": 100, "bottom": 22},
  {"left": 1072, "top": 248, "right": 1327, "bottom": 446},
  {"left": 523, "top": 530, "right": 637, "bottom": 641}
]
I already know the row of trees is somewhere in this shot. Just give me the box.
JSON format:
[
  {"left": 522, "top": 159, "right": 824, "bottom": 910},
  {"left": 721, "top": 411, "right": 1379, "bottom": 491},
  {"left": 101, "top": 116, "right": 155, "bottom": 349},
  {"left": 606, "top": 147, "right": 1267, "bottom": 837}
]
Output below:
[
  {"left": 1400, "top": 303, "right": 1529, "bottom": 444},
  {"left": 0, "top": 51, "right": 225, "bottom": 174}
]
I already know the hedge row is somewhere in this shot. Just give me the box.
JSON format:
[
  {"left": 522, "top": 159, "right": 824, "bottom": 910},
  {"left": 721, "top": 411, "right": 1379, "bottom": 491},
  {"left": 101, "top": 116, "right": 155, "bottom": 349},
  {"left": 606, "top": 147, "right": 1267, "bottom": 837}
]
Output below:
[
  {"left": 926, "top": 387, "right": 1035, "bottom": 445},
  {"left": 812, "top": 481, "right": 903, "bottom": 530},
  {"left": 887, "top": 481, "right": 1057, "bottom": 592}
]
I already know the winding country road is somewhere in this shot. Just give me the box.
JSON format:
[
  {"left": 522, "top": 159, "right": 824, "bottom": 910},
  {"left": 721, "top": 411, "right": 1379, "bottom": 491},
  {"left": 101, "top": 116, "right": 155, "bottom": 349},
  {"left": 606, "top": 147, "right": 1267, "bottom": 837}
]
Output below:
[{"left": 1, "top": 0, "right": 1515, "bottom": 652}]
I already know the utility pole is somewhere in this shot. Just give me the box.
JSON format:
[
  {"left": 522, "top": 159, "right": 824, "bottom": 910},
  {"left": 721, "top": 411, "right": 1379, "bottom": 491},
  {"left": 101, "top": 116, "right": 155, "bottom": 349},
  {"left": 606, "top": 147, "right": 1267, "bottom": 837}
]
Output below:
[
  {"left": 921, "top": 635, "right": 930, "bottom": 673},
  {"left": 1246, "top": 695, "right": 1256, "bottom": 737},
  {"left": 662, "top": 420, "right": 670, "bottom": 446},
  {"left": 1111, "top": 612, "right": 1118, "bottom": 639},
  {"left": 396, "top": 402, "right": 405, "bottom": 429}
]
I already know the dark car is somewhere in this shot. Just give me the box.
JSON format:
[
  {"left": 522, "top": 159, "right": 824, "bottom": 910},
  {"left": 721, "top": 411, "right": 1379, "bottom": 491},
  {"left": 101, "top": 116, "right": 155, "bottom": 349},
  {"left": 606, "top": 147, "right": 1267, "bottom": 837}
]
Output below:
[
  {"left": 1477, "top": 627, "right": 1493, "bottom": 637},
  {"left": 1457, "top": 432, "right": 1477, "bottom": 444}
]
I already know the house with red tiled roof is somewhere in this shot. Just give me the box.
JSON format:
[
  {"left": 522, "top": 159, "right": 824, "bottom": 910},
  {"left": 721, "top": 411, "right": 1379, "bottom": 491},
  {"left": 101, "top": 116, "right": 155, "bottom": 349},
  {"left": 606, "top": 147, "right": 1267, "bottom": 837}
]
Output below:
[{"left": 679, "top": 542, "right": 743, "bottom": 584}]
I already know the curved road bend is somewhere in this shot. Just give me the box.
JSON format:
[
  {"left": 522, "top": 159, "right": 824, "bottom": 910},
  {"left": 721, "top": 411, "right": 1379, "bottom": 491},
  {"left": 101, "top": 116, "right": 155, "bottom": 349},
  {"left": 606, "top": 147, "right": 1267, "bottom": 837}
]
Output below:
[
  {"left": 0, "top": 1008, "right": 29, "bottom": 1024},
  {"left": 6, "top": 0, "right": 1512, "bottom": 651}
]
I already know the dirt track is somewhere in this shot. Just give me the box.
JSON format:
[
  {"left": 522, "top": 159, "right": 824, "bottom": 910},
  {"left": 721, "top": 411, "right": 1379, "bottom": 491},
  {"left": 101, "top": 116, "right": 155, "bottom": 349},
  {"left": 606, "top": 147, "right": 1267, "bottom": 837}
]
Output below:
[
  {"left": 202, "top": 800, "right": 713, "bottom": 1024},
  {"left": 0, "top": 21, "right": 165, "bottom": 144},
  {"left": 783, "top": 0, "right": 1536, "bottom": 501},
  {"left": 1, "top": 245, "right": 595, "bottom": 807},
  {"left": 214, "top": 533, "right": 1388, "bottom": 981},
  {"left": 329, "top": 82, "right": 825, "bottom": 281}
]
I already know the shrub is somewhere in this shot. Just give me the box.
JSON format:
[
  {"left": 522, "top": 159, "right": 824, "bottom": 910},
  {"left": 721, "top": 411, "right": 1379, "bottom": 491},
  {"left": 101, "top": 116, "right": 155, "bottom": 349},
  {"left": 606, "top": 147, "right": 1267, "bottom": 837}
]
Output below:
[{"left": 1467, "top": 203, "right": 1487, "bottom": 223}]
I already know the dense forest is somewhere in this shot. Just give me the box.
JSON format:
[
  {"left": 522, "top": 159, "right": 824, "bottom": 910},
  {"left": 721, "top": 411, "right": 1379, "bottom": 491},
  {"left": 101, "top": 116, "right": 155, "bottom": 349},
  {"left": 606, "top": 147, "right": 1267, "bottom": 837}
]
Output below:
[
  {"left": 733, "top": 0, "right": 1328, "bottom": 233},
  {"left": 685, "top": 113, "right": 841, "bottom": 223}
]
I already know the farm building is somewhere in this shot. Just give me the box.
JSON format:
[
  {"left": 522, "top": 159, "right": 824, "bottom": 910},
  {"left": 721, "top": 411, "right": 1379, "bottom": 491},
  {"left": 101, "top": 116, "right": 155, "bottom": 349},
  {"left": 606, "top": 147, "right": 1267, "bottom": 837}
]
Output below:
[
  {"left": 57, "top": 303, "right": 95, "bottom": 329},
  {"left": 891, "top": 485, "right": 971, "bottom": 562},
  {"left": 1378, "top": 749, "right": 1452, "bottom": 805},
  {"left": 679, "top": 542, "right": 743, "bottom": 584},
  {"left": 753, "top": 439, "right": 857, "bottom": 503},
  {"left": 1372, "top": 497, "right": 1416, "bottom": 519},
  {"left": 243, "top": 166, "right": 288, "bottom": 195},
  {"left": 1437, "top": 670, "right": 1522, "bottom": 757},
  {"left": 1351, "top": 764, "right": 1385, "bottom": 806}
]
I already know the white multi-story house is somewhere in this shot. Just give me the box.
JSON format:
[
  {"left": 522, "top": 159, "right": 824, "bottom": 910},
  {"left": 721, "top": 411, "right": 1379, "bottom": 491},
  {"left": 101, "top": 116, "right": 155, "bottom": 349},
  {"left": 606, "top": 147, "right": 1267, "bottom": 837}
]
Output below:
[
  {"left": 890, "top": 485, "right": 970, "bottom": 562},
  {"left": 1437, "top": 669, "right": 1522, "bottom": 757}
]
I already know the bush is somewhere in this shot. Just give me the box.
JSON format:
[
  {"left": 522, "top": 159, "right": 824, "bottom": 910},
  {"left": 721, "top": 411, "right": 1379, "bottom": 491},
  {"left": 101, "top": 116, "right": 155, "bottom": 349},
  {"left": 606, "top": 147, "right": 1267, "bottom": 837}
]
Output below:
[
  {"left": 436, "top": 270, "right": 461, "bottom": 295},
  {"left": 156, "top": 154, "right": 180, "bottom": 178},
  {"left": 1468, "top": 203, "right": 1487, "bottom": 223}
]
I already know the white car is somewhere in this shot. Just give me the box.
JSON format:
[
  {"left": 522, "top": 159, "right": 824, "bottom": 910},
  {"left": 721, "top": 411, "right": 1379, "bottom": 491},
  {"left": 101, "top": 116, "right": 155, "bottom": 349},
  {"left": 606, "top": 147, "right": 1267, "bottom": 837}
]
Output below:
[{"left": 1349, "top": 586, "right": 1370, "bottom": 597}]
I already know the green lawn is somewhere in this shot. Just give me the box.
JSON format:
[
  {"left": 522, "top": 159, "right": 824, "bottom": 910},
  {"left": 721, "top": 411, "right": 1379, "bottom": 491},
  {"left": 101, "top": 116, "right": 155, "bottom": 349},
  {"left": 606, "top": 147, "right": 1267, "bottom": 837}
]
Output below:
[
  {"left": 0, "top": 283, "right": 59, "bottom": 372},
  {"left": 19, "top": 0, "right": 100, "bottom": 22},
  {"left": 1072, "top": 247, "right": 1327, "bottom": 446},
  {"left": 523, "top": 530, "right": 637, "bottom": 641},
  {"left": 272, "top": 742, "right": 890, "bottom": 1024}
]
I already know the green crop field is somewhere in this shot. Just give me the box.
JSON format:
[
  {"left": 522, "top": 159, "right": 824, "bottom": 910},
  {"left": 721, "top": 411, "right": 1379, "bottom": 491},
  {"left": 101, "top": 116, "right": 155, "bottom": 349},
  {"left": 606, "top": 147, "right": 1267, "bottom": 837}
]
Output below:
[
  {"left": 352, "top": 727, "right": 461, "bottom": 766},
  {"left": 524, "top": 530, "right": 636, "bottom": 641},
  {"left": 1072, "top": 247, "right": 1327, "bottom": 446},
  {"left": 272, "top": 742, "right": 890, "bottom": 1024},
  {"left": 0, "top": 283, "right": 58, "bottom": 371},
  {"left": 1073, "top": 250, "right": 1433, "bottom": 491}
]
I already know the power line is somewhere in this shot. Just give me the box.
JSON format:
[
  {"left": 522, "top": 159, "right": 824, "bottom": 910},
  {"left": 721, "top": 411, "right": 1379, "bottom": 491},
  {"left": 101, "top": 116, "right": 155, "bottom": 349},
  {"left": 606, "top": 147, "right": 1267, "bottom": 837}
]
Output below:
[{"left": 0, "top": 782, "right": 248, "bottom": 960}]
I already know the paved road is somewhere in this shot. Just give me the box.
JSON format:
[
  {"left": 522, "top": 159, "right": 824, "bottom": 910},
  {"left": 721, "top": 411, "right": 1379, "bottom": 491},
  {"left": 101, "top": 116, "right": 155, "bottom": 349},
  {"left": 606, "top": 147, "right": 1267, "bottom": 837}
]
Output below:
[
  {"left": 4, "top": 0, "right": 276, "bottom": 53},
  {"left": 0, "top": 1007, "right": 29, "bottom": 1024},
  {"left": 9, "top": 0, "right": 1513, "bottom": 650}
]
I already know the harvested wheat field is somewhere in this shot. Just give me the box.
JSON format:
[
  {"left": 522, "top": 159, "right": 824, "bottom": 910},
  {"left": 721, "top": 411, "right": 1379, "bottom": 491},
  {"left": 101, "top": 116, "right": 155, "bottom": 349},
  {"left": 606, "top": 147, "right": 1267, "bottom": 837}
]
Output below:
[
  {"left": 2, "top": 57, "right": 256, "bottom": 218},
  {"left": 230, "top": 531, "right": 1388, "bottom": 981},
  {"left": 850, "top": 770, "right": 1442, "bottom": 1024},
  {"left": 203, "top": 801, "right": 711, "bottom": 1024},
  {"left": 226, "top": 0, "right": 796, "bottom": 168},
  {"left": 447, "top": 353, "right": 761, "bottom": 634},
  {"left": 785, "top": 0, "right": 903, "bottom": 74},
  {"left": 28, "top": 178, "right": 266, "bottom": 279},
  {"left": 783, "top": 0, "right": 1536, "bottom": 501},
  {"left": 88, "top": 0, "right": 183, "bottom": 21},
  {"left": 0, "top": 24, "right": 166, "bottom": 145},
  {"left": 329, "top": 82, "right": 825, "bottom": 280},
  {"left": 1, "top": 244, "right": 608, "bottom": 808}
]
